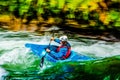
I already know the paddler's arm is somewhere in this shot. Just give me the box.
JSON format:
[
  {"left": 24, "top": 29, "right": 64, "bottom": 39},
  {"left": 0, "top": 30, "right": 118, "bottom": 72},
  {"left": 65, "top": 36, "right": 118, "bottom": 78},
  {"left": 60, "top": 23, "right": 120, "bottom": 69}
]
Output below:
[
  {"left": 50, "top": 37, "right": 61, "bottom": 44},
  {"left": 46, "top": 37, "right": 61, "bottom": 53}
]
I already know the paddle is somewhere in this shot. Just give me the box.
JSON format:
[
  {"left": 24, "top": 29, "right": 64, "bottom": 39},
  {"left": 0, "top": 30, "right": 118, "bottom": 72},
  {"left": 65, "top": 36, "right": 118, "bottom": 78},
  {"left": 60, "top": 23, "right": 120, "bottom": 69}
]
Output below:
[
  {"left": 40, "top": 40, "right": 52, "bottom": 67},
  {"left": 40, "top": 26, "right": 59, "bottom": 68}
]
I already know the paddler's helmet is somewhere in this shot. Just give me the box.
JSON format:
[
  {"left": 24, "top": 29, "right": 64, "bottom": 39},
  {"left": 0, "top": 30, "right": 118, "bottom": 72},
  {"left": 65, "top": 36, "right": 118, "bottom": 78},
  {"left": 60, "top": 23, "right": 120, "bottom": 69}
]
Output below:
[{"left": 59, "top": 35, "right": 68, "bottom": 41}]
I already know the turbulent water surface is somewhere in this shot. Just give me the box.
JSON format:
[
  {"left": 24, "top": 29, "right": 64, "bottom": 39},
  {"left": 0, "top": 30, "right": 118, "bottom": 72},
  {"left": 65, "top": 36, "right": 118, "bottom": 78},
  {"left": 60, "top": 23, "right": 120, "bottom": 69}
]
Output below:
[{"left": 0, "top": 30, "right": 120, "bottom": 80}]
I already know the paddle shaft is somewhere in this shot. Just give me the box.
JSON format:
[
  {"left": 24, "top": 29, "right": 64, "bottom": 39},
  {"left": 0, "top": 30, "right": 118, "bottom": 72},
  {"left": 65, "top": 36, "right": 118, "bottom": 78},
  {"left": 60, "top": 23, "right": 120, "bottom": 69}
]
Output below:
[{"left": 40, "top": 31, "right": 54, "bottom": 68}]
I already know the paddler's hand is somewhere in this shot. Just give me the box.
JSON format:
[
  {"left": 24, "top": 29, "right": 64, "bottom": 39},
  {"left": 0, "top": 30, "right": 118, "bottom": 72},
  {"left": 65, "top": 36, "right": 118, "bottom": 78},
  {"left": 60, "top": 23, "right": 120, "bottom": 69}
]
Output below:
[
  {"left": 50, "top": 37, "right": 54, "bottom": 41},
  {"left": 46, "top": 48, "right": 51, "bottom": 53}
]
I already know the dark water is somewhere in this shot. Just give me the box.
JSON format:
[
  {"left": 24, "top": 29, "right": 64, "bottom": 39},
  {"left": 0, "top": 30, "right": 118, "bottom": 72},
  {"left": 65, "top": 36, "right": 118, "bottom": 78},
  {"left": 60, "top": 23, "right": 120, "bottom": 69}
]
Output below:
[{"left": 0, "top": 30, "right": 120, "bottom": 80}]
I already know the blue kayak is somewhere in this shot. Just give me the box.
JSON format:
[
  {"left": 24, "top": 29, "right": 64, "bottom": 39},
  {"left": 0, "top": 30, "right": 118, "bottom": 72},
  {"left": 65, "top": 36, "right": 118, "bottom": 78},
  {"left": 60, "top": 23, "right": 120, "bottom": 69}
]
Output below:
[{"left": 25, "top": 43, "right": 94, "bottom": 62}]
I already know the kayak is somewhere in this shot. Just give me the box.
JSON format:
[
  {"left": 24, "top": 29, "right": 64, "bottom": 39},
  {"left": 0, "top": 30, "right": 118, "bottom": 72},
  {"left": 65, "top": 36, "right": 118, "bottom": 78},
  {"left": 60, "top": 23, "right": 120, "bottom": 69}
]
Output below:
[{"left": 25, "top": 43, "right": 94, "bottom": 62}]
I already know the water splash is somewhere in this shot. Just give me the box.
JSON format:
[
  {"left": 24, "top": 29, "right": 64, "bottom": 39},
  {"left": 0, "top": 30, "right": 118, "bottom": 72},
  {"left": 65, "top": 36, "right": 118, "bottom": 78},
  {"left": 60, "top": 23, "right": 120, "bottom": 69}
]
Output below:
[
  {"left": 0, "top": 31, "right": 120, "bottom": 79},
  {"left": 0, "top": 67, "right": 8, "bottom": 80}
]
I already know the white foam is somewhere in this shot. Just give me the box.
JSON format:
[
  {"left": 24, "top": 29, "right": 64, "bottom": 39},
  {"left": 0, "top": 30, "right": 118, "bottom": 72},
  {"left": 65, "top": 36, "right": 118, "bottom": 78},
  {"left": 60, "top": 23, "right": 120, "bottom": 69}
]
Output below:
[
  {"left": 0, "top": 67, "right": 8, "bottom": 80},
  {"left": 0, "top": 31, "right": 120, "bottom": 78},
  {"left": 71, "top": 41, "right": 120, "bottom": 58}
]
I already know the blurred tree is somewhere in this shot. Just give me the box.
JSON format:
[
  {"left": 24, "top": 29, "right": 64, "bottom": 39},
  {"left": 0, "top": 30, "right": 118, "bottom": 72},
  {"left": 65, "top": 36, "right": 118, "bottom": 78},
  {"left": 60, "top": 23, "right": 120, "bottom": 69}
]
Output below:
[{"left": 0, "top": 0, "right": 120, "bottom": 33}]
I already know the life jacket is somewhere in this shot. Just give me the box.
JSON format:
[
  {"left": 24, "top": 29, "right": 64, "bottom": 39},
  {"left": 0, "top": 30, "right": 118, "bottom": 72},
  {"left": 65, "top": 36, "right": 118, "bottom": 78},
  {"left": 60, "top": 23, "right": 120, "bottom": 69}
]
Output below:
[{"left": 57, "top": 45, "right": 71, "bottom": 59}]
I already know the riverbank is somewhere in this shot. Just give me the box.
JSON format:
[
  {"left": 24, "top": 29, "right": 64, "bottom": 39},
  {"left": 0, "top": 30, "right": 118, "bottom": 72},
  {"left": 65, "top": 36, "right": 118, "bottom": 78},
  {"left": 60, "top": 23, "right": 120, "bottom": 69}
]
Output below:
[
  {"left": 0, "top": 15, "right": 120, "bottom": 42},
  {"left": 58, "top": 25, "right": 120, "bottom": 42}
]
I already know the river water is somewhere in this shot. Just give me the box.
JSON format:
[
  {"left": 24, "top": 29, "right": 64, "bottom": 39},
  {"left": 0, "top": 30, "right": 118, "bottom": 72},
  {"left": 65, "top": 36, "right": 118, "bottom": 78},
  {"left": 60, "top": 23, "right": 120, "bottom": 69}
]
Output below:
[{"left": 0, "top": 30, "right": 120, "bottom": 80}]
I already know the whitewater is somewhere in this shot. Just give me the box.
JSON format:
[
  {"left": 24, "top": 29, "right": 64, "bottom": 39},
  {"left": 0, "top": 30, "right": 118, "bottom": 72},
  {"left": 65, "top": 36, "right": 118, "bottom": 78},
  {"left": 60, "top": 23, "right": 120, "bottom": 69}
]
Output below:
[{"left": 0, "top": 31, "right": 120, "bottom": 79}]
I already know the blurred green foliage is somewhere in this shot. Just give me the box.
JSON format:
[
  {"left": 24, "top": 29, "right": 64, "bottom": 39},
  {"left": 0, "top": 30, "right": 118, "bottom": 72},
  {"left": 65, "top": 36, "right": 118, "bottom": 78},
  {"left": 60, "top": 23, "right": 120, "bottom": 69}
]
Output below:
[{"left": 0, "top": 0, "right": 120, "bottom": 30}]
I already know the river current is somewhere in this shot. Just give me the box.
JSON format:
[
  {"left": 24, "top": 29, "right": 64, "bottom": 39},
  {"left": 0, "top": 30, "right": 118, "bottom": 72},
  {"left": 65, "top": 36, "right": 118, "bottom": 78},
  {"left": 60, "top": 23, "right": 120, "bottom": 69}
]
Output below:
[{"left": 0, "top": 30, "right": 120, "bottom": 80}]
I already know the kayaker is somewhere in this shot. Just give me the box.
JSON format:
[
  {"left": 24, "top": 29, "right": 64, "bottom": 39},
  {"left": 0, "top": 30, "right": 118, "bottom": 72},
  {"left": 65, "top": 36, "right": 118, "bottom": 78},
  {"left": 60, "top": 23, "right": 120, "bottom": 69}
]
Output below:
[{"left": 46, "top": 35, "right": 71, "bottom": 60}]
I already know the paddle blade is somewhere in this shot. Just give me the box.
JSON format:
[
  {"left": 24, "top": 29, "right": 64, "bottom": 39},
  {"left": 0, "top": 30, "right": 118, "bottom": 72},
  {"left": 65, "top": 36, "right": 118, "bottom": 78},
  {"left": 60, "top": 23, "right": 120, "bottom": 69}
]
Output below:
[{"left": 40, "top": 56, "right": 45, "bottom": 68}]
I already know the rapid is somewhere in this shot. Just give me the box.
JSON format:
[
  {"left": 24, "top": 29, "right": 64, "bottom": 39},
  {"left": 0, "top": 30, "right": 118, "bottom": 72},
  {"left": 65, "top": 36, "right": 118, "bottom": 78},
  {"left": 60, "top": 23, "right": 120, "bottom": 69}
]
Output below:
[{"left": 0, "top": 30, "right": 120, "bottom": 80}]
